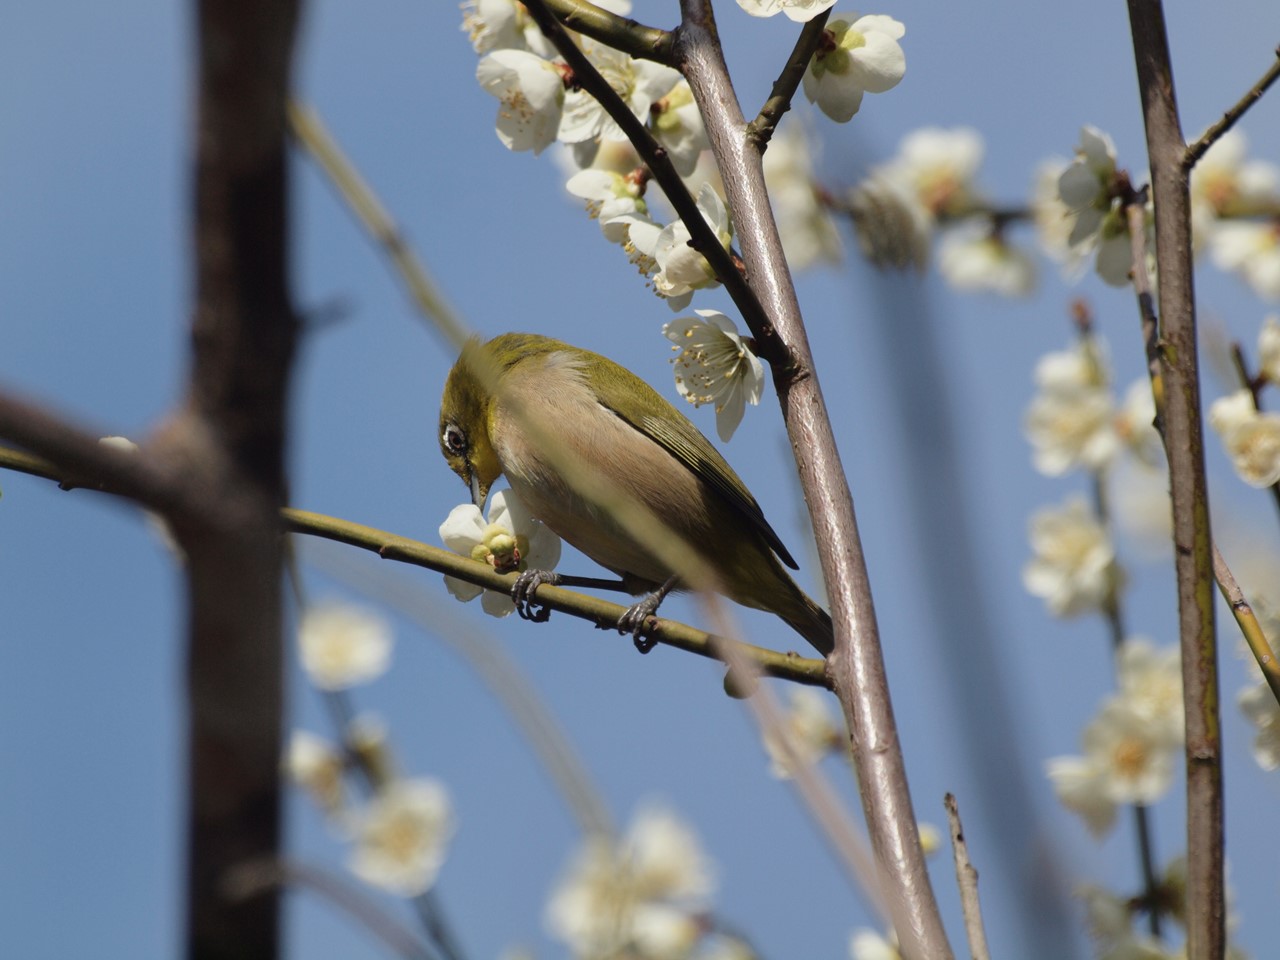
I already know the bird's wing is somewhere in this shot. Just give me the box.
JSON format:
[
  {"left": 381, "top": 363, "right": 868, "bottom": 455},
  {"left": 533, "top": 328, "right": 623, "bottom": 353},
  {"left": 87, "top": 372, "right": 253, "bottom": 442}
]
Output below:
[{"left": 585, "top": 354, "right": 799, "bottom": 570}]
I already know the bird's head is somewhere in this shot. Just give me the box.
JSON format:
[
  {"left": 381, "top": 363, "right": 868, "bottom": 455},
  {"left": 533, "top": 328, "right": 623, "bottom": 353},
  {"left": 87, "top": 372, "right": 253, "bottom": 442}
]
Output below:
[{"left": 439, "top": 338, "right": 505, "bottom": 508}]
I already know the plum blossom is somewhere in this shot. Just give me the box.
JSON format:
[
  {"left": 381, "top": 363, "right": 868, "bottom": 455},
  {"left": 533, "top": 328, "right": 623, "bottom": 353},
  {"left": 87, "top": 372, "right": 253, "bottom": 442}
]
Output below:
[
  {"left": 1023, "top": 342, "right": 1117, "bottom": 476},
  {"left": 938, "top": 226, "right": 1035, "bottom": 296},
  {"left": 762, "top": 124, "right": 842, "bottom": 269},
  {"left": 736, "top": 0, "right": 838, "bottom": 23},
  {"left": 349, "top": 779, "right": 455, "bottom": 896},
  {"left": 631, "top": 183, "right": 734, "bottom": 310},
  {"left": 298, "top": 602, "right": 393, "bottom": 690},
  {"left": 762, "top": 687, "right": 841, "bottom": 778},
  {"left": 845, "top": 175, "right": 930, "bottom": 270},
  {"left": 1023, "top": 496, "right": 1121, "bottom": 618},
  {"left": 662, "top": 309, "right": 765, "bottom": 441},
  {"left": 1209, "top": 390, "right": 1280, "bottom": 488},
  {"left": 476, "top": 49, "right": 566, "bottom": 155},
  {"left": 558, "top": 40, "right": 681, "bottom": 145},
  {"left": 439, "top": 489, "right": 562, "bottom": 617},
  {"left": 803, "top": 13, "right": 906, "bottom": 123}
]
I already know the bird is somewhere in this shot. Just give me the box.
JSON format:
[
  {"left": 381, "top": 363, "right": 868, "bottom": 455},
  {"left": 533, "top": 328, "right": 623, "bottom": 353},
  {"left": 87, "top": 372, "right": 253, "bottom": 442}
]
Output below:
[{"left": 438, "top": 332, "right": 833, "bottom": 656}]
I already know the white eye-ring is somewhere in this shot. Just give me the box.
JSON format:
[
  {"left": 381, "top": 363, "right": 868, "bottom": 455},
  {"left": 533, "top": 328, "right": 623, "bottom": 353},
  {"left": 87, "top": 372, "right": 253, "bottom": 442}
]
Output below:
[{"left": 442, "top": 423, "right": 467, "bottom": 455}]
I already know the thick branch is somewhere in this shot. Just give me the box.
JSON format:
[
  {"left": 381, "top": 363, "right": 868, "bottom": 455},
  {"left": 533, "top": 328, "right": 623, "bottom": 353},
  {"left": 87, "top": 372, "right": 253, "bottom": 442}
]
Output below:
[
  {"left": 1125, "top": 4, "right": 1224, "bottom": 958},
  {"left": 172, "top": 0, "right": 302, "bottom": 956},
  {"left": 676, "top": 2, "right": 951, "bottom": 957}
]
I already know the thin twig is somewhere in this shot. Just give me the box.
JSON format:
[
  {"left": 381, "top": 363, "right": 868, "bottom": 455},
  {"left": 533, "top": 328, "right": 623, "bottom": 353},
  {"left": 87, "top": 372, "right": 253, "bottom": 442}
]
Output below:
[
  {"left": 1184, "top": 46, "right": 1280, "bottom": 169},
  {"left": 288, "top": 102, "right": 470, "bottom": 351},
  {"left": 676, "top": 0, "right": 952, "bottom": 956},
  {"left": 1212, "top": 546, "right": 1280, "bottom": 706},
  {"left": 746, "top": 12, "right": 831, "bottom": 150},
  {"left": 225, "top": 858, "right": 440, "bottom": 960},
  {"left": 944, "top": 794, "right": 991, "bottom": 960},
  {"left": 1124, "top": 6, "right": 1224, "bottom": 954}
]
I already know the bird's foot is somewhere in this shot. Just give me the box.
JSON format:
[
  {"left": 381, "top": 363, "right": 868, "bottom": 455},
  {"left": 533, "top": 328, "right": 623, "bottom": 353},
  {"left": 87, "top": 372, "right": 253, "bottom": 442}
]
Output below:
[
  {"left": 511, "top": 569, "right": 561, "bottom": 622},
  {"left": 616, "top": 576, "right": 679, "bottom": 654}
]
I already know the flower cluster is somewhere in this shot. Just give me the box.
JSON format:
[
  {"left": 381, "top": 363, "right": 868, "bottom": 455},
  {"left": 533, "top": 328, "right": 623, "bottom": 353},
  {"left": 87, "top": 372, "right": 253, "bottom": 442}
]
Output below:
[
  {"left": 291, "top": 604, "right": 456, "bottom": 897},
  {"left": 1196, "top": 131, "right": 1280, "bottom": 300},
  {"left": 546, "top": 806, "right": 715, "bottom": 959},
  {"left": 1046, "top": 638, "right": 1183, "bottom": 837}
]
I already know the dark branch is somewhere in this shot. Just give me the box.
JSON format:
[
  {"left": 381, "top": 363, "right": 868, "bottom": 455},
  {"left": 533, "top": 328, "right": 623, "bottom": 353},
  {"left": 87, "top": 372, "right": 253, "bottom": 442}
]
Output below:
[
  {"left": 747, "top": 12, "right": 831, "bottom": 150},
  {"left": 1184, "top": 45, "right": 1280, "bottom": 168}
]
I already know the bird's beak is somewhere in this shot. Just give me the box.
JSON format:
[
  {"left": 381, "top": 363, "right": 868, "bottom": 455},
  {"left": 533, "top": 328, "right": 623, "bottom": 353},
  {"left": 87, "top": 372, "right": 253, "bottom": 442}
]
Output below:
[{"left": 469, "top": 470, "right": 488, "bottom": 509}]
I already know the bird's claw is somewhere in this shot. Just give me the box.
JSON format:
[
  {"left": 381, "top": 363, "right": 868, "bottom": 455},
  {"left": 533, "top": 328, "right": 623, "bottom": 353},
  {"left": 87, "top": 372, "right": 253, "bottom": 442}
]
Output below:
[
  {"left": 512, "top": 569, "right": 559, "bottom": 622},
  {"left": 617, "top": 597, "right": 662, "bottom": 654}
]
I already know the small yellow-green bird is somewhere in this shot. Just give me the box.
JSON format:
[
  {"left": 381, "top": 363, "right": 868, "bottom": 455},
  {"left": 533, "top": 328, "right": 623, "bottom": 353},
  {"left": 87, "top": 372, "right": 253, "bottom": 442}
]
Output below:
[{"left": 438, "top": 333, "right": 833, "bottom": 656}]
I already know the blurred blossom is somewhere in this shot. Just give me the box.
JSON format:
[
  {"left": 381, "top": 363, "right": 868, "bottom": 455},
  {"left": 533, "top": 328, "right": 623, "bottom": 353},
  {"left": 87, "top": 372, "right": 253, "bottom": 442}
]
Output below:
[
  {"left": 349, "top": 779, "right": 455, "bottom": 897},
  {"left": 803, "top": 14, "right": 906, "bottom": 123},
  {"left": 762, "top": 125, "right": 842, "bottom": 270},
  {"left": 286, "top": 730, "right": 346, "bottom": 816},
  {"left": 439, "top": 489, "right": 562, "bottom": 618},
  {"left": 1238, "top": 682, "right": 1280, "bottom": 771},
  {"left": 1113, "top": 379, "right": 1162, "bottom": 466},
  {"left": 299, "top": 602, "right": 393, "bottom": 690},
  {"left": 462, "top": 0, "right": 553, "bottom": 56},
  {"left": 937, "top": 226, "right": 1036, "bottom": 296},
  {"left": 735, "top": 0, "right": 837, "bottom": 23},
  {"left": 1190, "top": 129, "right": 1280, "bottom": 222},
  {"left": 1208, "top": 390, "right": 1280, "bottom": 488},
  {"left": 846, "top": 175, "right": 931, "bottom": 270},
  {"left": 1032, "top": 158, "right": 1086, "bottom": 270},
  {"left": 916, "top": 822, "right": 942, "bottom": 858},
  {"left": 546, "top": 806, "right": 714, "bottom": 959},
  {"left": 1023, "top": 496, "right": 1121, "bottom": 618},
  {"left": 849, "top": 929, "right": 900, "bottom": 960},
  {"left": 1078, "top": 885, "right": 1168, "bottom": 960},
  {"left": 1211, "top": 220, "right": 1280, "bottom": 300},
  {"left": 663, "top": 310, "right": 764, "bottom": 442},
  {"left": 1046, "top": 701, "right": 1176, "bottom": 836},
  {"left": 1110, "top": 460, "right": 1171, "bottom": 557},
  {"left": 1023, "top": 341, "right": 1117, "bottom": 477},
  {"left": 1114, "top": 637, "right": 1183, "bottom": 746},
  {"left": 875, "top": 126, "right": 986, "bottom": 219},
  {"left": 1258, "top": 316, "right": 1280, "bottom": 383},
  {"left": 762, "top": 687, "right": 841, "bottom": 778}
]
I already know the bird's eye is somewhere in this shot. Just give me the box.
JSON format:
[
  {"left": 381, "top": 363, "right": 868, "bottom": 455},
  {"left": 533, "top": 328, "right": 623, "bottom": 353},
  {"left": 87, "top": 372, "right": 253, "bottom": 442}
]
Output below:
[{"left": 442, "top": 423, "right": 467, "bottom": 455}]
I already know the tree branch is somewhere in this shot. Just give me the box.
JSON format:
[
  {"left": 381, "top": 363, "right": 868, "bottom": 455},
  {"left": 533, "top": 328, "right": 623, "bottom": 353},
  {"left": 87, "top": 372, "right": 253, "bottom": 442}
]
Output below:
[
  {"left": 676, "top": 1, "right": 951, "bottom": 957},
  {"left": 519, "top": 0, "right": 783, "bottom": 364},
  {"left": 543, "top": 0, "right": 676, "bottom": 65},
  {"left": 1183, "top": 45, "right": 1280, "bottom": 169},
  {"left": 944, "top": 794, "right": 991, "bottom": 960},
  {"left": 1125, "top": 5, "right": 1224, "bottom": 957},
  {"left": 746, "top": 12, "right": 830, "bottom": 151}
]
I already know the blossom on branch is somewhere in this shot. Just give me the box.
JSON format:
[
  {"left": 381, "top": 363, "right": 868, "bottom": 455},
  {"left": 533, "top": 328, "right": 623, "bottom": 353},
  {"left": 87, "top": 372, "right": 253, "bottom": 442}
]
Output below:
[
  {"left": 662, "top": 309, "right": 765, "bottom": 442},
  {"left": 349, "top": 779, "right": 455, "bottom": 896},
  {"left": 736, "top": 0, "right": 838, "bottom": 23},
  {"left": 1022, "top": 496, "right": 1121, "bottom": 618},
  {"left": 803, "top": 13, "right": 906, "bottom": 123},
  {"left": 476, "top": 49, "right": 567, "bottom": 155},
  {"left": 439, "top": 489, "right": 562, "bottom": 617},
  {"left": 298, "top": 602, "right": 394, "bottom": 690}
]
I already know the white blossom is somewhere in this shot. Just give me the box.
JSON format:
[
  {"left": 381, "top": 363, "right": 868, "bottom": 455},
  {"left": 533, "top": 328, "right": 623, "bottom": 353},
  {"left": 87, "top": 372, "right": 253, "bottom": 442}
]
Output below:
[
  {"left": 476, "top": 49, "right": 566, "bottom": 155},
  {"left": 546, "top": 806, "right": 713, "bottom": 959},
  {"left": 1032, "top": 158, "right": 1085, "bottom": 269},
  {"left": 298, "top": 602, "right": 393, "bottom": 690},
  {"left": 875, "top": 127, "right": 985, "bottom": 218},
  {"left": 650, "top": 80, "right": 709, "bottom": 176},
  {"left": 1058, "top": 126, "right": 1119, "bottom": 249},
  {"left": 803, "top": 14, "right": 906, "bottom": 123},
  {"left": 845, "top": 175, "right": 931, "bottom": 270},
  {"left": 1114, "top": 637, "right": 1183, "bottom": 746},
  {"left": 736, "top": 0, "right": 838, "bottom": 23},
  {"left": 1238, "top": 681, "right": 1280, "bottom": 770},
  {"left": 286, "top": 730, "right": 345, "bottom": 815},
  {"left": 1209, "top": 389, "right": 1280, "bottom": 487},
  {"left": 938, "top": 226, "right": 1035, "bottom": 297},
  {"left": 663, "top": 309, "right": 764, "bottom": 442},
  {"left": 762, "top": 124, "right": 842, "bottom": 270},
  {"left": 1023, "top": 496, "right": 1120, "bottom": 618},
  {"left": 566, "top": 168, "right": 650, "bottom": 243},
  {"left": 350, "top": 779, "right": 455, "bottom": 896},
  {"left": 762, "top": 687, "right": 841, "bottom": 778},
  {"left": 849, "top": 929, "right": 901, "bottom": 960},
  {"left": 1211, "top": 221, "right": 1280, "bottom": 300},
  {"left": 1023, "top": 342, "right": 1117, "bottom": 476},
  {"left": 633, "top": 183, "right": 734, "bottom": 310},
  {"left": 462, "top": 0, "right": 553, "bottom": 57},
  {"left": 439, "top": 489, "right": 562, "bottom": 618},
  {"left": 1258, "top": 316, "right": 1280, "bottom": 384},
  {"left": 558, "top": 40, "right": 681, "bottom": 145}
]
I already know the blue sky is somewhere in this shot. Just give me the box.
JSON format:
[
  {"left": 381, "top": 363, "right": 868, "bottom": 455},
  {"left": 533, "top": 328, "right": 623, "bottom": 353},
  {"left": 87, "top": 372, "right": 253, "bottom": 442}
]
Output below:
[{"left": 2, "top": 1, "right": 1279, "bottom": 958}]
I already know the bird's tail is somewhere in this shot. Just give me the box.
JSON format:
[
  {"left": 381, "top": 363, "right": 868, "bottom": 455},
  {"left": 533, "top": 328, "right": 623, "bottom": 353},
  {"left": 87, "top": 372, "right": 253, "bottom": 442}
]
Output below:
[{"left": 779, "top": 593, "right": 834, "bottom": 657}]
